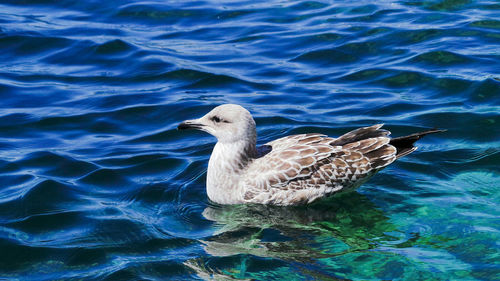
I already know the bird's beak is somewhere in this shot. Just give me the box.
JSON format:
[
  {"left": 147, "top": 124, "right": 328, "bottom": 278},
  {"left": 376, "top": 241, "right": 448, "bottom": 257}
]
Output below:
[{"left": 177, "top": 119, "right": 205, "bottom": 130}]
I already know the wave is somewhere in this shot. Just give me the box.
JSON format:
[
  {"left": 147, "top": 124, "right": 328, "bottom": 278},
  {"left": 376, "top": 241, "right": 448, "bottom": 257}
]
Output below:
[{"left": 0, "top": 0, "right": 499, "bottom": 279}]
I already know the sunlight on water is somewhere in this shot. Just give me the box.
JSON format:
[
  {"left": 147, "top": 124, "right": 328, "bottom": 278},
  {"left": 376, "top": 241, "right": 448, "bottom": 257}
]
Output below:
[{"left": 0, "top": 0, "right": 499, "bottom": 279}]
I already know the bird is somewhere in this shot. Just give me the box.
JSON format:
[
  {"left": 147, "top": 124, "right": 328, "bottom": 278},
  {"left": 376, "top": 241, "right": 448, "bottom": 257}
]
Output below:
[{"left": 178, "top": 104, "right": 444, "bottom": 206}]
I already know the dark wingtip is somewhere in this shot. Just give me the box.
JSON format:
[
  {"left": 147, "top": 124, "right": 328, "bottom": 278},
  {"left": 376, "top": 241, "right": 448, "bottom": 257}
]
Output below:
[
  {"left": 390, "top": 127, "right": 446, "bottom": 158},
  {"left": 391, "top": 128, "right": 447, "bottom": 142}
]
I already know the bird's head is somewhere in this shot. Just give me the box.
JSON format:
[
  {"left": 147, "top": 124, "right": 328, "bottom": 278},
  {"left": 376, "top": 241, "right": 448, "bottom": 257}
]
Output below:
[{"left": 178, "top": 104, "right": 256, "bottom": 144}]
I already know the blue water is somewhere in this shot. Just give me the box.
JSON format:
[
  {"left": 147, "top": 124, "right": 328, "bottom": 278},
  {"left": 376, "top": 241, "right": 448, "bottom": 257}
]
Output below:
[{"left": 1, "top": 0, "right": 499, "bottom": 280}]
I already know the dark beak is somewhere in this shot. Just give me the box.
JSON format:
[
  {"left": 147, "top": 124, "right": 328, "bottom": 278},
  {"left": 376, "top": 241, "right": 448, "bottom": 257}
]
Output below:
[{"left": 177, "top": 120, "right": 204, "bottom": 130}]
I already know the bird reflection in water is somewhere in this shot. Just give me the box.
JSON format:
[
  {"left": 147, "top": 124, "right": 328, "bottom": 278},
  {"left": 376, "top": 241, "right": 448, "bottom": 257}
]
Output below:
[{"left": 185, "top": 192, "right": 399, "bottom": 280}]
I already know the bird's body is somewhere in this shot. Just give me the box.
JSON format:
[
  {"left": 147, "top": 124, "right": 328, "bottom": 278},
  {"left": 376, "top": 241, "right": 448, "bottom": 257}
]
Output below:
[{"left": 178, "top": 104, "right": 444, "bottom": 206}]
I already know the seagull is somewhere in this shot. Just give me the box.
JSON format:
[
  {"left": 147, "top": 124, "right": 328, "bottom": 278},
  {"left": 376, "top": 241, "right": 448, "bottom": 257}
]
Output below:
[{"left": 178, "top": 104, "right": 444, "bottom": 206}]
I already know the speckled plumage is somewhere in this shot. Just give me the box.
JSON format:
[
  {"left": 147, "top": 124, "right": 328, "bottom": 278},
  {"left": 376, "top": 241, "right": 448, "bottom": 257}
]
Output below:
[
  {"left": 178, "top": 104, "right": 443, "bottom": 206},
  {"left": 241, "top": 125, "right": 396, "bottom": 205}
]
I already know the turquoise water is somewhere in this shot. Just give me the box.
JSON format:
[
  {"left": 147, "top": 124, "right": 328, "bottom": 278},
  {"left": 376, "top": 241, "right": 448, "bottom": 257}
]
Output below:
[{"left": 1, "top": 0, "right": 499, "bottom": 280}]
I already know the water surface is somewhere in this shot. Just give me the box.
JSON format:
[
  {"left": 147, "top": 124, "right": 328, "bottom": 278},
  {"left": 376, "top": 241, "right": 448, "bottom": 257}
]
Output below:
[{"left": 0, "top": 0, "right": 499, "bottom": 280}]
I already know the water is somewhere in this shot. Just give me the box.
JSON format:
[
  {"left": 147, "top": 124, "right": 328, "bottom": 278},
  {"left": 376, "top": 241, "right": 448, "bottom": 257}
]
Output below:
[{"left": 0, "top": 0, "right": 499, "bottom": 280}]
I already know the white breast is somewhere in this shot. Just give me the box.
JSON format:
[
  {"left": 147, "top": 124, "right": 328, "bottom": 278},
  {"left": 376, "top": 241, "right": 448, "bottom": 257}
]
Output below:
[{"left": 206, "top": 142, "right": 247, "bottom": 204}]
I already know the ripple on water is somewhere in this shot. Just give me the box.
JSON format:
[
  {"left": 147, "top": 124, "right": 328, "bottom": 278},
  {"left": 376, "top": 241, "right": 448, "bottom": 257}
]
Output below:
[
  {"left": 0, "top": 179, "right": 81, "bottom": 220},
  {"left": 0, "top": 0, "right": 499, "bottom": 280}
]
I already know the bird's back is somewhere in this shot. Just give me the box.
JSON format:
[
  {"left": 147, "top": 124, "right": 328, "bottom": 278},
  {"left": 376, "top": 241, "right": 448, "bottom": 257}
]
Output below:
[{"left": 241, "top": 124, "right": 398, "bottom": 205}]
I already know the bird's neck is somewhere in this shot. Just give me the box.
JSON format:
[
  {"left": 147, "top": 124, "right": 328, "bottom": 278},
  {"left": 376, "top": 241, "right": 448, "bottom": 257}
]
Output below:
[{"left": 206, "top": 139, "right": 257, "bottom": 204}]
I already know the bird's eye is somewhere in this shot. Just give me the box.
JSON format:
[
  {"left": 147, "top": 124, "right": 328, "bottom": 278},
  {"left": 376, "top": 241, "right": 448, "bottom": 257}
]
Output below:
[{"left": 211, "top": 116, "right": 221, "bottom": 123}]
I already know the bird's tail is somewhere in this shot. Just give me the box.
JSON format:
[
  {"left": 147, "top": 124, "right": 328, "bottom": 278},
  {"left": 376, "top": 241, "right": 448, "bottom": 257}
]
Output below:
[{"left": 390, "top": 128, "right": 446, "bottom": 158}]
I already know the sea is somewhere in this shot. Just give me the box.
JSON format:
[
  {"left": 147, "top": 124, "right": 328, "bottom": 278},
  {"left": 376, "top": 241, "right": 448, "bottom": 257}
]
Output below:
[{"left": 0, "top": 0, "right": 499, "bottom": 280}]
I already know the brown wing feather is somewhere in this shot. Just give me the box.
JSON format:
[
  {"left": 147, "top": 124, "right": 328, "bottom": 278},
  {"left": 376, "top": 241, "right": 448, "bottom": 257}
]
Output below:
[
  {"left": 242, "top": 125, "right": 398, "bottom": 204},
  {"left": 289, "top": 138, "right": 396, "bottom": 198},
  {"left": 243, "top": 134, "right": 341, "bottom": 200},
  {"left": 329, "top": 124, "right": 390, "bottom": 146}
]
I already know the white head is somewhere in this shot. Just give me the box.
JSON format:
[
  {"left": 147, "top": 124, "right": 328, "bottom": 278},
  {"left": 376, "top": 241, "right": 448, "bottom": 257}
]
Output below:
[{"left": 178, "top": 104, "right": 257, "bottom": 144}]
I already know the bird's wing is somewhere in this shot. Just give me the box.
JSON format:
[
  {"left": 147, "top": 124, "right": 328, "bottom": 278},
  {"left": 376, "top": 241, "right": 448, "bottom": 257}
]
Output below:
[{"left": 242, "top": 125, "right": 397, "bottom": 204}]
